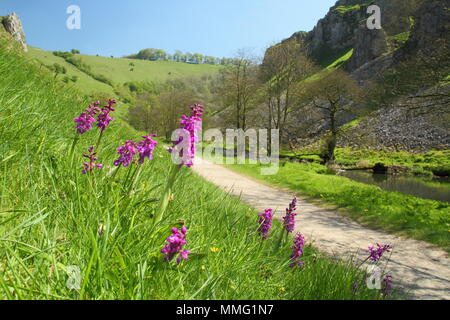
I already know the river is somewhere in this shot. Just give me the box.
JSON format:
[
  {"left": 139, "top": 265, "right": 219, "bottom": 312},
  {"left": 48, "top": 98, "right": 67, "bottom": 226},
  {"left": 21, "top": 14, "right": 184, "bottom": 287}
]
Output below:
[{"left": 337, "top": 171, "right": 450, "bottom": 203}]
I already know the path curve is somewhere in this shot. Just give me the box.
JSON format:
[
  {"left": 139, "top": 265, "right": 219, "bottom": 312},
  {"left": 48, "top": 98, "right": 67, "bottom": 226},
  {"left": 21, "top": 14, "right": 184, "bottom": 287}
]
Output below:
[{"left": 192, "top": 159, "right": 450, "bottom": 300}]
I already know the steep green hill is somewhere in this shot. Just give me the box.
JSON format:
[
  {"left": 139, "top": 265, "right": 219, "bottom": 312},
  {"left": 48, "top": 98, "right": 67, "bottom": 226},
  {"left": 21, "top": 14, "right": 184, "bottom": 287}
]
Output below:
[
  {"left": 78, "top": 54, "right": 222, "bottom": 84},
  {"left": 27, "top": 46, "right": 115, "bottom": 96},
  {"left": 26, "top": 46, "right": 223, "bottom": 96}
]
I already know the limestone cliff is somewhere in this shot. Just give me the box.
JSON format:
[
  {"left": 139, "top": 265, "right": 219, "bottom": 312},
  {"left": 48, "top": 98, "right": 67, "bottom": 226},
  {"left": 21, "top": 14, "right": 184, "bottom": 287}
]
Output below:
[
  {"left": 272, "top": 0, "right": 450, "bottom": 152},
  {"left": 1, "top": 13, "right": 27, "bottom": 52},
  {"left": 274, "top": 0, "right": 442, "bottom": 78}
]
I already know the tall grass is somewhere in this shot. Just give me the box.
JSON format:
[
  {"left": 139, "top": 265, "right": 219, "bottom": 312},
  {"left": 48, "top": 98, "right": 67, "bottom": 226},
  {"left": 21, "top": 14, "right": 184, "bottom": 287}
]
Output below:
[{"left": 0, "top": 40, "right": 386, "bottom": 300}]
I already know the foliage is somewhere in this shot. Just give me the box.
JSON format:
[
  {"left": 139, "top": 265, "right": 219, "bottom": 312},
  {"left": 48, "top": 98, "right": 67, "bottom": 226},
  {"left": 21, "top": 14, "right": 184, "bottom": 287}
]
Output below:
[
  {"left": 126, "top": 48, "right": 238, "bottom": 66},
  {"left": 298, "top": 69, "right": 362, "bottom": 163},
  {"left": 260, "top": 39, "right": 318, "bottom": 142},
  {"left": 126, "top": 77, "right": 216, "bottom": 139},
  {"left": 215, "top": 49, "right": 260, "bottom": 130},
  {"left": 47, "top": 63, "right": 67, "bottom": 78},
  {"left": 387, "top": 32, "right": 411, "bottom": 50},
  {"left": 333, "top": 1, "right": 374, "bottom": 14}
]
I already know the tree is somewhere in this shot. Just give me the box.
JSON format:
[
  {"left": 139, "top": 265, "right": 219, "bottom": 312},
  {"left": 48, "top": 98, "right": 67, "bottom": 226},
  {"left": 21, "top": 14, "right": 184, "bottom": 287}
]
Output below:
[
  {"left": 260, "top": 39, "right": 317, "bottom": 141},
  {"left": 158, "top": 89, "right": 197, "bottom": 139},
  {"left": 127, "top": 93, "right": 158, "bottom": 133},
  {"left": 71, "top": 49, "right": 80, "bottom": 54},
  {"left": 301, "top": 69, "right": 361, "bottom": 164},
  {"left": 185, "top": 52, "right": 193, "bottom": 63},
  {"left": 127, "top": 79, "right": 201, "bottom": 139},
  {"left": 173, "top": 50, "right": 183, "bottom": 62},
  {"left": 193, "top": 53, "right": 204, "bottom": 64},
  {"left": 50, "top": 63, "right": 67, "bottom": 79},
  {"left": 217, "top": 49, "right": 260, "bottom": 130}
]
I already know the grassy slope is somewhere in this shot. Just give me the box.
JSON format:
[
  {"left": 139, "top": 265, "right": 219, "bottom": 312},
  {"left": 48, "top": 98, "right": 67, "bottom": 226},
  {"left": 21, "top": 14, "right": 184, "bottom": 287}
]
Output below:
[
  {"left": 333, "top": 1, "right": 374, "bottom": 14},
  {"left": 27, "top": 47, "right": 223, "bottom": 96},
  {"left": 226, "top": 162, "right": 450, "bottom": 252},
  {"left": 0, "top": 37, "right": 384, "bottom": 299},
  {"left": 305, "top": 48, "right": 354, "bottom": 83},
  {"left": 26, "top": 46, "right": 115, "bottom": 96},
  {"left": 78, "top": 54, "right": 222, "bottom": 84}
]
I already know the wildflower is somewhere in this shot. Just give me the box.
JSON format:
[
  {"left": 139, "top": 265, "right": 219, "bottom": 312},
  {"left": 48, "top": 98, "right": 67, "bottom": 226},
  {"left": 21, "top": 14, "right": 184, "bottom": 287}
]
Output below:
[
  {"left": 82, "top": 146, "right": 103, "bottom": 174},
  {"left": 282, "top": 197, "right": 298, "bottom": 233},
  {"left": 161, "top": 226, "right": 191, "bottom": 264},
  {"left": 290, "top": 233, "right": 306, "bottom": 268},
  {"left": 366, "top": 243, "right": 393, "bottom": 263},
  {"left": 96, "top": 111, "right": 115, "bottom": 132},
  {"left": 73, "top": 101, "right": 101, "bottom": 134},
  {"left": 113, "top": 140, "right": 138, "bottom": 167},
  {"left": 105, "top": 99, "right": 117, "bottom": 112},
  {"left": 382, "top": 275, "right": 393, "bottom": 297},
  {"left": 96, "top": 99, "right": 117, "bottom": 132},
  {"left": 168, "top": 104, "right": 204, "bottom": 167},
  {"left": 210, "top": 247, "right": 219, "bottom": 253},
  {"left": 258, "top": 209, "right": 273, "bottom": 239},
  {"left": 279, "top": 287, "right": 286, "bottom": 292},
  {"left": 137, "top": 134, "right": 158, "bottom": 164}
]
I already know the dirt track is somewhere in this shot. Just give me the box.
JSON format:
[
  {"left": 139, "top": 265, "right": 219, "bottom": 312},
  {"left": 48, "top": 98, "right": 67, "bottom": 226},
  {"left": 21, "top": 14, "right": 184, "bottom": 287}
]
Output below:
[{"left": 192, "top": 158, "right": 450, "bottom": 300}]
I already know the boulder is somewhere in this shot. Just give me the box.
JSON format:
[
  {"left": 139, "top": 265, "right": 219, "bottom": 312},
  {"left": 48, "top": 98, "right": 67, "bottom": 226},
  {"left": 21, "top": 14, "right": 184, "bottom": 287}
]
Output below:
[{"left": 1, "top": 13, "right": 27, "bottom": 52}]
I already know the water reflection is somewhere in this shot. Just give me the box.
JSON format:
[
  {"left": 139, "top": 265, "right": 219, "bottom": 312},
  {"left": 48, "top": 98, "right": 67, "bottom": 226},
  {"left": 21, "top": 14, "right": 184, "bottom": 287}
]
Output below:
[{"left": 338, "top": 171, "right": 450, "bottom": 203}]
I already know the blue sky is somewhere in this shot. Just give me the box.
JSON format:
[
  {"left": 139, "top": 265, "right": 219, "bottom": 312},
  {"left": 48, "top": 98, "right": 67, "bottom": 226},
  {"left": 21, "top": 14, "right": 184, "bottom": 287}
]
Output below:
[{"left": 1, "top": 0, "right": 336, "bottom": 58}]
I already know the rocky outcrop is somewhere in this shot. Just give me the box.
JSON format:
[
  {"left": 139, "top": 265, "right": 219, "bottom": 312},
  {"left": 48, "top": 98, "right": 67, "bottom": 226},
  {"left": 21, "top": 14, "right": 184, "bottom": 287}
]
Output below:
[
  {"left": 346, "top": 24, "right": 389, "bottom": 72},
  {"left": 394, "top": 0, "right": 449, "bottom": 61},
  {"left": 350, "top": 52, "right": 394, "bottom": 83},
  {"left": 1, "top": 13, "right": 27, "bottom": 52},
  {"left": 339, "top": 86, "right": 450, "bottom": 152},
  {"left": 275, "top": 0, "right": 434, "bottom": 75}
]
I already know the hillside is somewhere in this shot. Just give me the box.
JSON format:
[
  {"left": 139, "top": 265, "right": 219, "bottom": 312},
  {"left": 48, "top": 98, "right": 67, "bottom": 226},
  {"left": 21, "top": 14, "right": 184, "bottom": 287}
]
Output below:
[
  {"left": 27, "top": 46, "right": 116, "bottom": 96},
  {"left": 270, "top": 0, "right": 450, "bottom": 152},
  {"left": 280, "top": 0, "right": 432, "bottom": 76},
  {"left": 26, "top": 46, "right": 222, "bottom": 96},
  {"left": 78, "top": 54, "right": 222, "bottom": 84}
]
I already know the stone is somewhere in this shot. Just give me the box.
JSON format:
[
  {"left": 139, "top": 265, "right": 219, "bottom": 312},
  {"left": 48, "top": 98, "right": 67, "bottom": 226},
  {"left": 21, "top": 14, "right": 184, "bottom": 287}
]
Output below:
[{"left": 1, "top": 13, "right": 28, "bottom": 52}]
